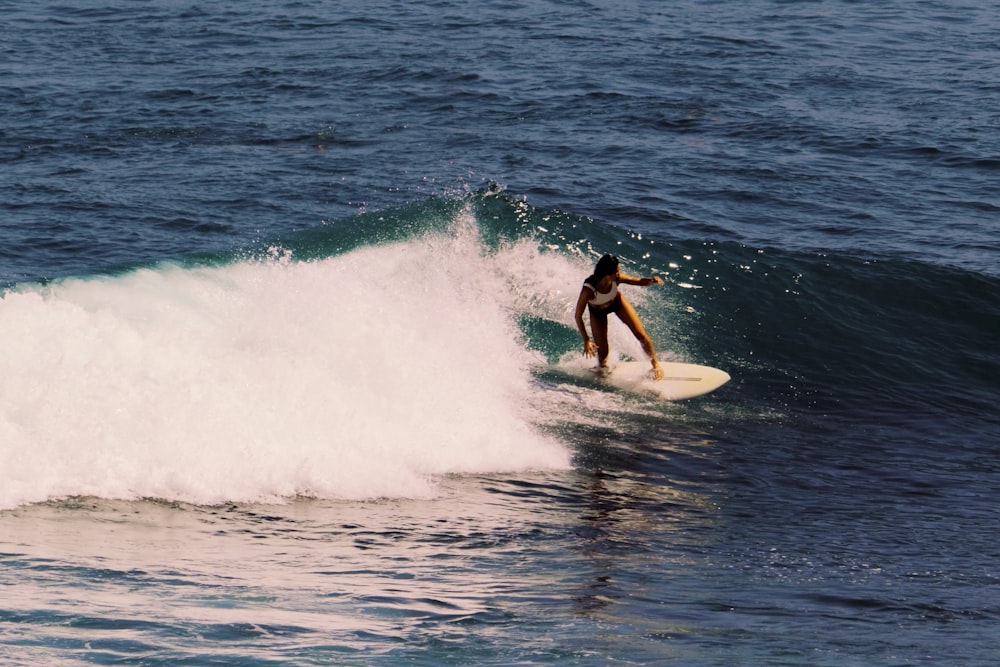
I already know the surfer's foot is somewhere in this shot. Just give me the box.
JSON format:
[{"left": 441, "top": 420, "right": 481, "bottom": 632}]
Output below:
[{"left": 650, "top": 364, "right": 664, "bottom": 380}]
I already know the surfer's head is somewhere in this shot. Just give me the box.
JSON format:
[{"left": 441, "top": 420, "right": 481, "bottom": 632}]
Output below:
[{"left": 594, "top": 254, "right": 619, "bottom": 280}]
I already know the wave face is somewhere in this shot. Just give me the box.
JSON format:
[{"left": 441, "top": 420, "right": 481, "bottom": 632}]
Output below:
[{"left": 2, "top": 188, "right": 998, "bottom": 509}]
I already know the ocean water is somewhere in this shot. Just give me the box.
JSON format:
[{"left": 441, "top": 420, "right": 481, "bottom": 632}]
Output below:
[{"left": 1, "top": 1, "right": 998, "bottom": 665}]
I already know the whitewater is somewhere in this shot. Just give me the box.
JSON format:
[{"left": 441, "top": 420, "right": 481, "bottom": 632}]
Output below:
[{"left": 0, "top": 213, "right": 591, "bottom": 509}]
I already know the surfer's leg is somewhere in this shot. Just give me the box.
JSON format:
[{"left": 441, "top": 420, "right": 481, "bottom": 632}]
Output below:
[
  {"left": 589, "top": 312, "right": 610, "bottom": 367},
  {"left": 616, "top": 297, "right": 663, "bottom": 378}
]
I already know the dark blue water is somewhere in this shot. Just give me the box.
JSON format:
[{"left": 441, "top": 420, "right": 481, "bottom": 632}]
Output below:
[{"left": 2, "top": 1, "right": 998, "bottom": 665}]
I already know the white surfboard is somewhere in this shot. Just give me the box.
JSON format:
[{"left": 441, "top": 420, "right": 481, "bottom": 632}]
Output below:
[{"left": 565, "top": 361, "right": 730, "bottom": 401}]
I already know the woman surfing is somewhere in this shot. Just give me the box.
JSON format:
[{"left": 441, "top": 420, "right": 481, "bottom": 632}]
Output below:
[{"left": 574, "top": 254, "right": 665, "bottom": 379}]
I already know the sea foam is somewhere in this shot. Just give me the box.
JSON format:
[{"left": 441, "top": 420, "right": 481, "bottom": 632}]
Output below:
[{"left": 0, "top": 218, "right": 574, "bottom": 509}]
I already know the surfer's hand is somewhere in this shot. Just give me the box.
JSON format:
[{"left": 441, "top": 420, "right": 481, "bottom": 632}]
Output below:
[{"left": 583, "top": 340, "right": 596, "bottom": 357}]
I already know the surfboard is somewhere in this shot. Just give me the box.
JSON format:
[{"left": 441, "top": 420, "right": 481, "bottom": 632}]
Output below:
[{"left": 565, "top": 361, "right": 730, "bottom": 401}]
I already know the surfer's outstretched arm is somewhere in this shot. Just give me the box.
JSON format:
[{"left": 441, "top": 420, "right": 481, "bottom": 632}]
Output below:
[{"left": 618, "top": 273, "right": 663, "bottom": 287}]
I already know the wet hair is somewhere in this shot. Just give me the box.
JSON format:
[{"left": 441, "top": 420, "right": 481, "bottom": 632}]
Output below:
[{"left": 593, "top": 254, "right": 620, "bottom": 280}]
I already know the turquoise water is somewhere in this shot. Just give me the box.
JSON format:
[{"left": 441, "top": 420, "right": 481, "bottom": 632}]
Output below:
[{"left": 2, "top": 1, "right": 998, "bottom": 665}]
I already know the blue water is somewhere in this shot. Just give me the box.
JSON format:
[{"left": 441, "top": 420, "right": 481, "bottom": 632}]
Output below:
[{"left": 2, "top": 1, "right": 998, "bottom": 665}]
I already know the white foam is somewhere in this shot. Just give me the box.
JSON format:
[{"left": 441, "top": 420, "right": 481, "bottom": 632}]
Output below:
[{"left": 0, "top": 215, "right": 576, "bottom": 509}]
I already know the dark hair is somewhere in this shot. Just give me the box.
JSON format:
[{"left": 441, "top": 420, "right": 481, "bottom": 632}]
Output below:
[{"left": 594, "top": 254, "right": 619, "bottom": 279}]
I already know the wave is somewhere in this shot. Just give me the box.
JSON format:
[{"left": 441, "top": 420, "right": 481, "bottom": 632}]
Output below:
[
  {"left": 0, "top": 202, "right": 571, "bottom": 509},
  {"left": 2, "top": 187, "right": 997, "bottom": 508}
]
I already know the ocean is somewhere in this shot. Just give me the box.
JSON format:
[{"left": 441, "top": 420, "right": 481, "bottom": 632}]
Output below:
[{"left": 1, "top": 1, "right": 998, "bottom": 665}]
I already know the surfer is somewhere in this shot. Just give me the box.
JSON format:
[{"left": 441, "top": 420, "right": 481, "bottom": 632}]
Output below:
[{"left": 575, "top": 254, "right": 665, "bottom": 380}]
